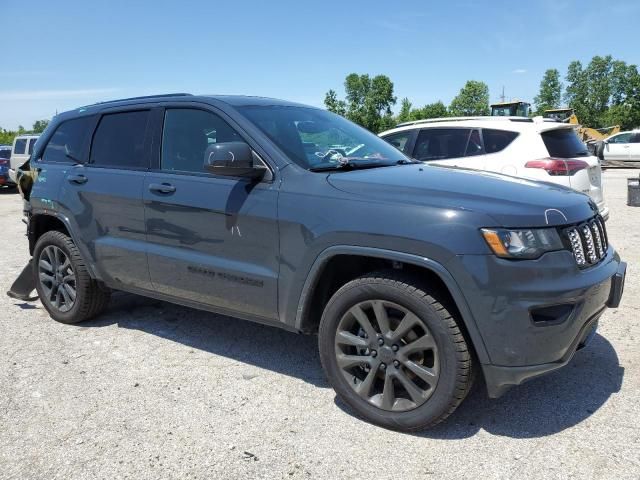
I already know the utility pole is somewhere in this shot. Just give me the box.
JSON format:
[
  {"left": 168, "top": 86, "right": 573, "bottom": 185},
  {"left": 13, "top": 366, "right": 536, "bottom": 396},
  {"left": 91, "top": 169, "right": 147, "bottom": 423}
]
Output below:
[{"left": 499, "top": 86, "right": 506, "bottom": 103}]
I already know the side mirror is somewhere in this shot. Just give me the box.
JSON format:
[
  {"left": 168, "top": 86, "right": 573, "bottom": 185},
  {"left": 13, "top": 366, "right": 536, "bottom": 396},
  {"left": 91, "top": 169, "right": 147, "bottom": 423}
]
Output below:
[{"left": 204, "top": 142, "right": 266, "bottom": 180}]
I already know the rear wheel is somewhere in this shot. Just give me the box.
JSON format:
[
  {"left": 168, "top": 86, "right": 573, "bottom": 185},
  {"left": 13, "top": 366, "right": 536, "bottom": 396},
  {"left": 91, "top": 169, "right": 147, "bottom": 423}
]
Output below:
[
  {"left": 34, "top": 230, "right": 110, "bottom": 324},
  {"left": 318, "top": 270, "right": 473, "bottom": 431}
]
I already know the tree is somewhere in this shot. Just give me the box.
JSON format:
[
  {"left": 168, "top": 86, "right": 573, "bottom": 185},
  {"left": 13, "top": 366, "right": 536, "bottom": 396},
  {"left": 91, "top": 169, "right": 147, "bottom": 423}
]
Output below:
[
  {"left": 324, "top": 73, "right": 397, "bottom": 132},
  {"left": 585, "top": 55, "right": 613, "bottom": 126},
  {"left": 534, "top": 69, "right": 562, "bottom": 114},
  {"left": 324, "top": 89, "right": 346, "bottom": 117},
  {"left": 449, "top": 81, "right": 490, "bottom": 116},
  {"left": 604, "top": 62, "right": 640, "bottom": 129},
  {"left": 396, "top": 97, "right": 412, "bottom": 124},
  {"left": 410, "top": 101, "right": 448, "bottom": 121},
  {"left": 32, "top": 119, "right": 49, "bottom": 133},
  {"left": 565, "top": 60, "right": 591, "bottom": 124}
]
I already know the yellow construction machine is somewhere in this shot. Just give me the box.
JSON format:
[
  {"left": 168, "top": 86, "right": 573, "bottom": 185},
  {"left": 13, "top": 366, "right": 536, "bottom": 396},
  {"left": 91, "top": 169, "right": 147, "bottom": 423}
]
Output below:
[
  {"left": 543, "top": 108, "right": 620, "bottom": 144},
  {"left": 490, "top": 100, "right": 531, "bottom": 117}
]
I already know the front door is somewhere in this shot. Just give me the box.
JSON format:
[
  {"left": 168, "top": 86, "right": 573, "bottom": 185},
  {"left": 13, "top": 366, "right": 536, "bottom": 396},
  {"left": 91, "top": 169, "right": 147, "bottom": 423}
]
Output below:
[
  {"left": 604, "top": 133, "right": 631, "bottom": 161},
  {"left": 143, "top": 107, "right": 279, "bottom": 320}
]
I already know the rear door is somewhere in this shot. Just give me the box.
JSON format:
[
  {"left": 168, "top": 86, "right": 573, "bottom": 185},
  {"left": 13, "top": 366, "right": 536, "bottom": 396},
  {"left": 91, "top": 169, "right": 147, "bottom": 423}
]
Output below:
[
  {"left": 57, "top": 109, "right": 152, "bottom": 289},
  {"left": 143, "top": 105, "right": 280, "bottom": 320},
  {"left": 603, "top": 133, "right": 631, "bottom": 161},
  {"left": 411, "top": 128, "right": 485, "bottom": 169},
  {"left": 628, "top": 133, "right": 640, "bottom": 162}
]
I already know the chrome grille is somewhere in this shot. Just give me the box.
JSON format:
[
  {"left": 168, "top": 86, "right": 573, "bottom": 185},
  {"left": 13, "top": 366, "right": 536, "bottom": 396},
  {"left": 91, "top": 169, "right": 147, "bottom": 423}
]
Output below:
[{"left": 564, "top": 216, "right": 608, "bottom": 267}]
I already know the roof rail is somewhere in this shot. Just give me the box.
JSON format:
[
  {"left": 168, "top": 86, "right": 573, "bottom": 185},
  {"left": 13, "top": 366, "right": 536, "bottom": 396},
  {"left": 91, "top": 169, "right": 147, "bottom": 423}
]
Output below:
[
  {"left": 89, "top": 93, "right": 193, "bottom": 106},
  {"left": 395, "top": 116, "right": 533, "bottom": 128}
]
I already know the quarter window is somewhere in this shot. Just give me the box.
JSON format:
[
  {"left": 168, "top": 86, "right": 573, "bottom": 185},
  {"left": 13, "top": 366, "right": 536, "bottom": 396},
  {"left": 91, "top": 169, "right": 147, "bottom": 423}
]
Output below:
[
  {"left": 14, "top": 138, "right": 26, "bottom": 155},
  {"left": 42, "top": 117, "right": 93, "bottom": 163},
  {"left": 482, "top": 129, "right": 518, "bottom": 154},
  {"left": 161, "top": 108, "right": 244, "bottom": 173},
  {"left": 90, "top": 111, "right": 150, "bottom": 168}
]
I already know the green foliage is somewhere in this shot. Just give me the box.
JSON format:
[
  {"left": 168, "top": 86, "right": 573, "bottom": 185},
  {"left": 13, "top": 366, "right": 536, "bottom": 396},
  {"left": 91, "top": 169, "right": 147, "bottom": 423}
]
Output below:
[
  {"left": 534, "top": 69, "right": 562, "bottom": 114},
  {"left": 409, "top": 101, "right": 449, "bottom": 121},
  {"left": 397, "top": 97, "right": 412, "bottom": 124},
  {"left": 0, "top": 119, "right": 50, "bottom": 146},
  {"left": 324, "top": 89, "right": 346, "bottom": 117},
  {"left": 563, "top": 56, "right": 640, "bottom": 129},
  {"left": 449, "top": 81, "right": 490, "bottom": 116},
  {"left": 324, "top": 73, "right": 397, "bottom": 133},
  {"left": 32, "top": 119, "right": 49, "bottom": 133}
]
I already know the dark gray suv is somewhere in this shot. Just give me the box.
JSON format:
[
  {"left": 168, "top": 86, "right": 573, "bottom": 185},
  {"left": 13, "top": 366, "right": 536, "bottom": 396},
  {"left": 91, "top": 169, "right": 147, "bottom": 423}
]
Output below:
[{"left": 17, "top": 94, "right": 626, "bottom": 431}]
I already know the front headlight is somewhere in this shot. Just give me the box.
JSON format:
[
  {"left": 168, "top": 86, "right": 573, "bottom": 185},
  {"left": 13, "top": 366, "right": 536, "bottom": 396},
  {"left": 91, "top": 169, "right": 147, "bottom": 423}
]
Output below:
[{"left": 481, "top": 228, "right": 564, "bottom": 259}]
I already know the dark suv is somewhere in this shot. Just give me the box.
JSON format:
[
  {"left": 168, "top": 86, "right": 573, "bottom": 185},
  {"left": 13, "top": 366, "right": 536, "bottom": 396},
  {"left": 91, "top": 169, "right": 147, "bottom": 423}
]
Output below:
[{"left": 19, "top": 94, "right": 626, "bottom": 431}]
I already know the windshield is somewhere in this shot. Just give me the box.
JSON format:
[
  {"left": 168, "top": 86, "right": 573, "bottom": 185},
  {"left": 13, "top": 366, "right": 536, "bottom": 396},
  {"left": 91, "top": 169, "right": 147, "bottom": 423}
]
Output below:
[{"left": 237, "top": 105, "right": 408, "bottom": 170}]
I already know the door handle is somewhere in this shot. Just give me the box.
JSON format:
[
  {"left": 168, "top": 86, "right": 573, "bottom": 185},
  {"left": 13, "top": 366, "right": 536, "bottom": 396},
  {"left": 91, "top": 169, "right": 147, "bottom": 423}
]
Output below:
[
  {"left": 148, "top": 183, "right": 176, "bottom": 194},
  {"left": 67, "top": 174, "right": 88, "bottom": 185}
]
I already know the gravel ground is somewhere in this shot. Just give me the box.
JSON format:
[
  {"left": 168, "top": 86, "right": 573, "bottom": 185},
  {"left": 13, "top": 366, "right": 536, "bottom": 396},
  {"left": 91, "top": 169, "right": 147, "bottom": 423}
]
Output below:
[{"left": 1, "top": 170, "right": 639, "bottom": 480}]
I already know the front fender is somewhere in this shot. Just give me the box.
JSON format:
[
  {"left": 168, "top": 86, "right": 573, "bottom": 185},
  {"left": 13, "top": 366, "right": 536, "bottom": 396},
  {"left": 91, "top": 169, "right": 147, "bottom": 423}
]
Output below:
[{"left": 292, "top": 245, "right": 490, "bottom": 364}]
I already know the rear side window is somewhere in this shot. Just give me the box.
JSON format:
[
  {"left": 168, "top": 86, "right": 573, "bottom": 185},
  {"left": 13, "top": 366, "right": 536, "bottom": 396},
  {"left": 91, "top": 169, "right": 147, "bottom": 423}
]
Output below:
[
  {"left": 413, "top": 128, "right": 471, "bottom": 161},
  {"left": 90, "top": 111, "right": 150, "bottom": 169},
  {"left": 13, "top": 138, "right": 26, "bottom": 155},
  {"left": 383, "top": 132, "right": 413, "bottom": 154},
  {"left": 630, "top": 133, "right": 640, "bottom": 143},
  {"left": 42, "top": 117, "right": 93, "bottom": 163},
  {"left": 483, "top": 129, "right": 518, "bottom": 154},
  {"left": 541, "top": 128, "right": 589, "bottom": 158},
  {"left": 28, "top": 138, "right": 38, "bottom": 154}
]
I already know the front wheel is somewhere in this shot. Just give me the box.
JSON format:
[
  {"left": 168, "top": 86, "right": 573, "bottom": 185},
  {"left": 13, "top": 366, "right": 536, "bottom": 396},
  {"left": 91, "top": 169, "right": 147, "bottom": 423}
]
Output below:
[
  {"left": 33, "top": 230, "right": 110, "bottom": 324},
  {"left": 318, "top": 271, "right": 473, "bottom": 431}
]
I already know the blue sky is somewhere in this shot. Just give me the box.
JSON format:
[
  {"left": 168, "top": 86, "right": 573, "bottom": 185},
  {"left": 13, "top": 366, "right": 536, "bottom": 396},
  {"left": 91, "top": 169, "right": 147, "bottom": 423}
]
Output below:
[{"left": 1, "top": 0, "right": 639, "bottom": 130}]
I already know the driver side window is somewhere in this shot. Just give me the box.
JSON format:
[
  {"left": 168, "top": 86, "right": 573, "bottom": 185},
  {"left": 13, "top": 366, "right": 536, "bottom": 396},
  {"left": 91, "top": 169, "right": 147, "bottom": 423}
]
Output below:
[
  {"left": 610, "top": 133, "right": 631, "bottom": 144},
  {"left": 161, "top": 109, "right": 244, "bottom": 173}
]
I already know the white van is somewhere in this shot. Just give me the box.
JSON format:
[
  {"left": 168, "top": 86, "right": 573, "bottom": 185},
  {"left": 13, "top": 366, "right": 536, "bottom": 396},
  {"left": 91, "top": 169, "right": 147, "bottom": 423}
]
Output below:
[{"left": 9, "top": 134, "right": 40, "bottom": 183}]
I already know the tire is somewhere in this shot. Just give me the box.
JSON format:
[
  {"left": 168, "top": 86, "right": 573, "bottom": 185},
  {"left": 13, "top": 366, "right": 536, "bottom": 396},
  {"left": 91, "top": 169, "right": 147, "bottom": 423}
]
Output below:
[
  {"left": 33, "top": 230, "right": 110, "bottom": 324},
  {"left": 318, "top": 270, "right": 473, "bottom": 431}
]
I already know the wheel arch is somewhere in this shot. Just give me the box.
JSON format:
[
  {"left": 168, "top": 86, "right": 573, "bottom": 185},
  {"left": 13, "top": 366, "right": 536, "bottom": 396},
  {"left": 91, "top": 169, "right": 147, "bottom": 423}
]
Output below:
[
  {"left": 28, "top": 212, "right": 99, "bottom": 279},
  {"left": 295, "top": 246, "right": 490, "bottom": 364}
]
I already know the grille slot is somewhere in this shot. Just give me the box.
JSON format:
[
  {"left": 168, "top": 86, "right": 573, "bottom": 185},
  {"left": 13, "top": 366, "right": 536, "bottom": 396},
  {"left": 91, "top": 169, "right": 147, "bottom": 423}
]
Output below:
[{"left": 564, "top": 216, "right": 608, "bottom": 267}]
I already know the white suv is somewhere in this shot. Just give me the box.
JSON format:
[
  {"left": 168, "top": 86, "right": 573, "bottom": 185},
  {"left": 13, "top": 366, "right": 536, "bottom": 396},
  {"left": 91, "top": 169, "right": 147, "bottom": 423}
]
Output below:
[
  {"left": 380, "top": 117, "right": 608, "bottom": 220},
  {"left": 8, "top": 134, "right": 40, "bottom": 183}
]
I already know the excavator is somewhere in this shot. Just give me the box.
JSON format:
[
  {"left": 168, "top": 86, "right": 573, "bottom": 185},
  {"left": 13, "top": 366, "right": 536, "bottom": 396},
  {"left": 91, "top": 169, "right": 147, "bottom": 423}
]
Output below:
[
  {"left": 543, "top": 108, "right": 620, "bottom": 153},
  {"left": 490, "top": 100, "right": 531, "bottom": 117}
]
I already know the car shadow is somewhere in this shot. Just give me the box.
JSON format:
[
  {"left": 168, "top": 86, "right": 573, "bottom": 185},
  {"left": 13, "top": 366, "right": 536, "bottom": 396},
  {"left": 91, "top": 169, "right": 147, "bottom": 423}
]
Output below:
[
  {"left": 81, "top": 293, "right": 623, "bottom": 438},
  {"left": 80, "top": 292, "right": 328, "bottom": 388},
  {"left": 336, "top": 332, "right": 623, "bottom": 439},
  {"left": 0, "top": 186, "right": 19, "bottom": 194}
]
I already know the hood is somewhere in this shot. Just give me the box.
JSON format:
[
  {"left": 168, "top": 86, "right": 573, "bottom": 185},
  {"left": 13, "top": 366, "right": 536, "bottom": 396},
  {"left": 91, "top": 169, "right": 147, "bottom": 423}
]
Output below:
[{"left": 327, "top": 164, "right": 598, "bottom": 228}]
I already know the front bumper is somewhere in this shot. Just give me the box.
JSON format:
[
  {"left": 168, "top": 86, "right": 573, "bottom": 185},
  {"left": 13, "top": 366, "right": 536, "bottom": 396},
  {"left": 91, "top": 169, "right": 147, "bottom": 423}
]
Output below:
[{"left": 447, "top": 250, "right": 626, "bottom": 397}]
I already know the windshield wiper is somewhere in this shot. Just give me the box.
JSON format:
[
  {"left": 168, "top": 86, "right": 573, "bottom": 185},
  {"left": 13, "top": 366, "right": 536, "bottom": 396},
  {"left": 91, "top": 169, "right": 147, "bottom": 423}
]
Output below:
[{"left": 309, "top": 158, "right": 417, "bottom": 172}]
